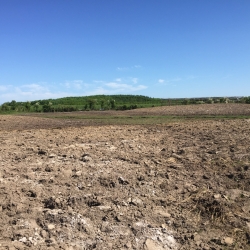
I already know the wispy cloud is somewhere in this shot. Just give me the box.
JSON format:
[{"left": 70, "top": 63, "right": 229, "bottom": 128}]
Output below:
[
  {"left": 0, "top": 85, "right": 9, "bottom": 91},
  {"left": 0, "top": 77, "right": 148, "bottom": 104},
  {"left": 116, "top": 67, "right": 129, "bottom": 71},
  {"left": 157, "top": 77, "right": 181, "bottom": 86},
  {"left": 134, "top": 65, "right": 142, "bottom": 68},
  {"left": 116, "top": 65, "right": 142, "bottom": 71},
  {"left": 63, "top": 80, "right": 86, "bottom": 90},
  {"left": 0, "top": 83, "right": 70, "bottom": 104},
  {"left": 105, "top": 82, "right": 146, "bottom": 91},
  {"left": 131, "top": 78, "right": 138, "bottom": 84}
]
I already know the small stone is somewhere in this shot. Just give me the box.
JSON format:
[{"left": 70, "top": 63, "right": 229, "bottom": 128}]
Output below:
[
  {"left": 154, "top": 207, "right": 171, "bottom": 218},
  {"left": 125, "top": 241, "right": 132, "bottom": 248},
  {"left": 54, "top": 198, "right": 60, "bottom": 203},
  {"left": 193, "top": 234, "right": 201, "bottom": 242},
  {"left": 144, "top": 239, "right": 164, "bottom": 250},
  {"left": 75, "top": 171, "right": 82, "bottom": 176},
  {"left": 118, "top": 176, "right": 129, "bottom": 185},
  {"left": 47, "top": 224, "right": 55, "bottom": 230},
  {"left": 19, "top": 237, "right": 27, "bottom": 243},
  {"left": 247, "top": 222, "right": 250, "bottom": 231},
  {"left": 61, "top": 169, "right": 72, "bottom": 177},
  {"left": 224, "top": 237, "right": 233, "bottom": 245},
  {"left": 41, "top": 230, "right": 47, "bottom": 238},
  {"left": 81, "top": 155, "right": 92, "bottom": 162},
  {"left": 131, "top": 197, "right": 143, "bottom": 206},
  {"left": 98, "top": 205, "right": 112, "bottom": 211},
  {"left": 214, "top": 194, "right": 221, "bottom": 199},
  {"left": 167, "top": 157, "right": 176, "bottom": 163},
  {"left": 49, "top": 154, "right": 56, "bottom": 158}
]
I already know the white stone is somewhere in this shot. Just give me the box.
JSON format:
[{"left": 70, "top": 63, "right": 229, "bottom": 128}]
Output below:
[{"left": 47, "top": 224, "right": 55, "bottom": 230}]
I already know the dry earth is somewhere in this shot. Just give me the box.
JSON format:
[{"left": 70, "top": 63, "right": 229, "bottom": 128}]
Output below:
[{"left": 0, "top": 104, "right": 250, "bottom": 249}]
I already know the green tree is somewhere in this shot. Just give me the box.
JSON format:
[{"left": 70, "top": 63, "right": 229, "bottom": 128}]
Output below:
[
  {"left": 1, "top": 103, "right": 9, "bottom": 111},
  {"left": 110, "top": 99, "right": 115, "bottom": 109},
  {"left": 88, "top": 99, "right": 96, "bottom": 110},
  {"left": 182, "top": 99, "right": 190, "bottom": 105},
  {"left": 100, "top": 100, "right": 105, "bottom": 110},
  {"left": 10, "top": 100, "right": 17, "bottom": 110},
  {"left": 245, "top": 97, "right": 250, "bottom": 104},
  {"left": 25, "top": 101, "right": 31, "bottom": 111},
  {"left": 34, "top": 102, "right": 40, "bottom": 112}
]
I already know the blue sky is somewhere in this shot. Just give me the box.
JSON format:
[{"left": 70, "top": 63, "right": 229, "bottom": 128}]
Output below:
[{"left": 1, "top": 0, "right": 250, "bottom": 104}]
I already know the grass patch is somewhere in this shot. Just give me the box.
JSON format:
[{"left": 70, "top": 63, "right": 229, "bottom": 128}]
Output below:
[{"left": 24, "top": 113, "right": 250, "bottom": 126}]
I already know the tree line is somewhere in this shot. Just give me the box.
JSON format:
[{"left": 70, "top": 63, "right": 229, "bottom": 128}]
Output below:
[{"left": 1, "top": 95, "right": 250, "bottom": 113}]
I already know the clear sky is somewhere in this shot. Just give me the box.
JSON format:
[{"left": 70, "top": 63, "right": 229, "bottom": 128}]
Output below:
[{"left": 1, "top": 0, "right": 250, "bottom": 104}]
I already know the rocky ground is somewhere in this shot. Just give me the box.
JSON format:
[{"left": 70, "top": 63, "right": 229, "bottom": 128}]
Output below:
[{"left": 0, "top": 105, "right": 250, "bottom": 249}]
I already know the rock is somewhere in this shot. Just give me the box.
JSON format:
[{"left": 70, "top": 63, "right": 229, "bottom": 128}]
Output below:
[
  {"left": 47, "top": 224, "right": 55, "bottom": 230},
  {"left": 125, "top": 241, "right": 132, "bottom": 248},
  {"left": 75, "top": 171, "right": 82, "bottom": 176},
  {"left": 214, "top": 194, "right": 221, "bottom": 199},
  {"left": 55, "top": 198, "right": 60, "bottom": 204},
  {"left": 247, "top": 222, "right": 250, "bottom": 231},
  {"left": 242, "top": 200, "right": 250, "bottom": 213},
  {"left": 171, "top": 153, "right": 182, "bottom": 160},
  {"left": 127, "top": 197, "right": 143, "bottom": 206},
  {"left": 28, "top": 237, "right": 34, "bottom": 244},
  {"left": 61, "top": 169, "right": 72, "bottom": 178},
  {"left": 144, "top": 239, "right": 164, "bottom": 250},
  {"left": 41, "top": 230, "right": 47, "bottom": 238},
  {"left": 81, "top": 154, "right": 92, "bottom": 162},
  {"left": 19, "top": 237, "right": 27, "bottom": 243},
  {"left": 169, "top": 164, "right": 183, "bottom": 169},
  {"left": 49, "top": 154, "right": 56, "bottom": 158},
  {"left": 118, "top": 176, "right": 129, "bottom": 185},
  {"left": 98, "top": 205, "right": 112, "bottom": 211},
  {"left": 224, "top": 237, "right": 233, "bottom": 245},
  {"left": 154, "top": 207, "right": 171, "bottom": 218},
  {"left": 167, "top": 157, "right": 176, "bottom": 163},
  {"left": 193, "top": 234, "right": 201, "bottom": 242}
]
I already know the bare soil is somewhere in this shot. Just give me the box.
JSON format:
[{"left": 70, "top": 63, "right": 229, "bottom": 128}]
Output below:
[{"left": 0, "top": 104, "right": 250, "bottom": 249}]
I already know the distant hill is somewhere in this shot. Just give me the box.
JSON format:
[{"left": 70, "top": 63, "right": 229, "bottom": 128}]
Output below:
[
  {"left": 0, "top": 95, "right": 164, "bottom": 113},
  {"left": 30, "top": 95, "right": 162, "bottom": 106},
  {"left": 0, "top": 95, "right": 249, "bottom": 113}
]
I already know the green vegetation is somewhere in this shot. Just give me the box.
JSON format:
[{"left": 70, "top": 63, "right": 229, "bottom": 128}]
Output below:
[
  {"left": 1, "top": 95, "right": 250, "bottom": 114},
  {"left": 0, "top": 95, "right": 161, "bottom": 113},
  {"left": 32, "top": 113, "right": 250, "bottom": 126}
]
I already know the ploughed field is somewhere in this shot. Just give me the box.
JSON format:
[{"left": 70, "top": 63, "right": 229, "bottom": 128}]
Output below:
[{"left": 0, "top": 104, "right": 250, "bottom": 249}]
